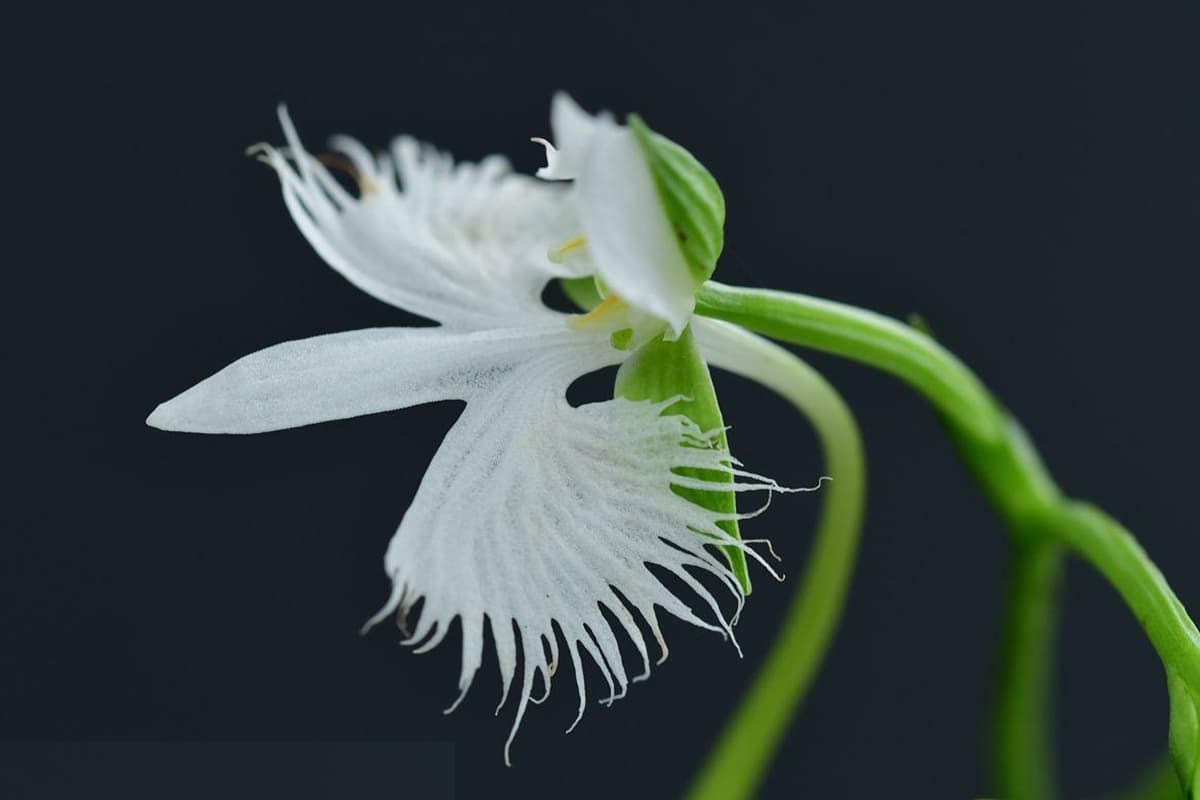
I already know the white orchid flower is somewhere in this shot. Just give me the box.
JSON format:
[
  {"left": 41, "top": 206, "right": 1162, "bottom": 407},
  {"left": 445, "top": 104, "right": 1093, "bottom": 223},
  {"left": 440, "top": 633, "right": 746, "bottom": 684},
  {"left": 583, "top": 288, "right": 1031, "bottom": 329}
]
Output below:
[{"left": 147, "top": 98, "right": 791, "bottom": 763}]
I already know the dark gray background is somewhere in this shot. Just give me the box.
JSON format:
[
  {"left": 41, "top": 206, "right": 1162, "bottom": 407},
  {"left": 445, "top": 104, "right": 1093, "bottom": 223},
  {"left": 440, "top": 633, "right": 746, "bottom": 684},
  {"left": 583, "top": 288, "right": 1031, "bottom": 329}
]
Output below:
[
  {"left": 0, "top": 742, "right": 453, "bottom": 799},
  {"left": 6, "top": 1, "right": 1199, "bottom": 797}
]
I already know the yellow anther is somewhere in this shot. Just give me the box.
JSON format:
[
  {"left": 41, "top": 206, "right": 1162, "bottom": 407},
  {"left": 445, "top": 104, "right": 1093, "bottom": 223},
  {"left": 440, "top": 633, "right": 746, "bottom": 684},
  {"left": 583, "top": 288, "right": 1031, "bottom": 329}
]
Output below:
[
  {"left": 570, "top": 293, "right": 625, "bottom": 329},
  {"left": 549, "top": 236, "right": 587, "bottom": 264}
]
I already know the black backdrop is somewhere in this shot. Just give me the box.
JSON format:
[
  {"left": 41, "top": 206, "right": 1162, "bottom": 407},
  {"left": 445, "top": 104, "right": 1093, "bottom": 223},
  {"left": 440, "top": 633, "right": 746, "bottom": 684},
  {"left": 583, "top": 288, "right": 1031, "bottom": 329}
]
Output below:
[{"left": 6, "top": 1, "right": 1199, "bottom": 797}]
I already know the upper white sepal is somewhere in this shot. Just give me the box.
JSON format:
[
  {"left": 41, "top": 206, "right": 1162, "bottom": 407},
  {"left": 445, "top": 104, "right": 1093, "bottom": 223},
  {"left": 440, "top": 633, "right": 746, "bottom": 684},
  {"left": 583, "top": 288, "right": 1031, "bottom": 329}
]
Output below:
[{"left": 534, "top": 93, "right": 697, "bottom": 337}]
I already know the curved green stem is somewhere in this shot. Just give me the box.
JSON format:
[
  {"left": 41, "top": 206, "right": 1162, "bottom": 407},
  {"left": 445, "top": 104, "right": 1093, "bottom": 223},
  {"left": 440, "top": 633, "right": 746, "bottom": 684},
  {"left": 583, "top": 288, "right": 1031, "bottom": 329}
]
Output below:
[
  {"left": 1037, "top": 502, "right": 1200, "bottom": 692},
  {"left": 694, "top": 281, "right": 1200, "bottom": 798},
  {"left": 994, "top": 537, "right": 1063, "bottom": 800},
  {"left": 686, "top": 319, "right": 866, "bottom": 800},
  {"left": 695, "top": 282, "right": 1000, "bottom": 443}
]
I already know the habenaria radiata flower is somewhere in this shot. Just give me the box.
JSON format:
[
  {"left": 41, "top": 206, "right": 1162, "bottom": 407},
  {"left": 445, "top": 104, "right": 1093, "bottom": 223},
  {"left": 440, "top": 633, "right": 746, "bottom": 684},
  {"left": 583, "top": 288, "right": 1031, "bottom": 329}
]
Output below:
[{"left": 147, "top": 96, "right": 805, "bottom": 762}]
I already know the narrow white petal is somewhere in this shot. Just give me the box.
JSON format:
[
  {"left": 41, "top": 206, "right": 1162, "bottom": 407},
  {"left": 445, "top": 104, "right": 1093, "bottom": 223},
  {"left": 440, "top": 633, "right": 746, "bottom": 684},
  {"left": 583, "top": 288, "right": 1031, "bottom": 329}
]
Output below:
[
  {"left": 147, "top": 322, "right": 593, "bottom": 434},
  {"left": 368, "top": 349, "right": 787, "bottom": 760},
  {"left": 259, "top": 107, "right": 583, "bottom": 328}
]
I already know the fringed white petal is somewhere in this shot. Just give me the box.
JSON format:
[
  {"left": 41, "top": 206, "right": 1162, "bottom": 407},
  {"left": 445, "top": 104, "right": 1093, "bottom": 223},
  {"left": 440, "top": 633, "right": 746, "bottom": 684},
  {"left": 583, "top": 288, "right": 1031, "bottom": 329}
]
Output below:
[
  {"left": 534, "top": 93, "right": 695, "bottom": 336},
  {"left": 365, "top": 343, "right": 790, "bottom": 764},
  {"left": 146, "top": 322, "right": 602, "bottom": 434},
  {"left": 252, "top": 107, "right": 585, "bottom": 329}
]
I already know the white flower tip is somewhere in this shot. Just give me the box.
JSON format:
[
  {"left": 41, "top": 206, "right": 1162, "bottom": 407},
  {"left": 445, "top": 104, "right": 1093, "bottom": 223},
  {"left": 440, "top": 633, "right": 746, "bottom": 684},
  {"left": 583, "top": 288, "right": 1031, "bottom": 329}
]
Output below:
[
  {"left": 530, "top": 136, "right": 564, "bottom": 180},
  {"left": 146, "top": 394, "right": 209, "bottom": 433},
  {"left": 550, "top": 91, "right": 595, "bottom": 132},
  {"left": 275, "top": 104, "right": 306, "bottom": 160},
  {"left": 775, "top": 475, "right": 833, "bottom": 494},
  {"left": 143, "top": 375, "right": 250, "bottom": 435},
  {"left": 532, "top": 92, "right": 599, "bottom": 181},
  {"left": 358, "top": 610, "right": 387, "bottom": 636},
  {"left": 145, "top": 402, "right": 175, "bottom": 431},
  {"left": 549, "top": 89, "right": 573, "bottom": 110},
  {"left": 145, "top": 381, "right": 211, "bottom": 432}
]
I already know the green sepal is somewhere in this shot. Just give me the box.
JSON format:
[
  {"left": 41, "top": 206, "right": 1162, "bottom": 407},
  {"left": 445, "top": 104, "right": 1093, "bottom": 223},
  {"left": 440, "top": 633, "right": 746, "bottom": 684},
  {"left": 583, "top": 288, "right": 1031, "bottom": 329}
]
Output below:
[
  {"left": 614, "top": 324, "right": 751, "bottom": 594},
  {"left": 628, "top": 114, "right": 726, "bottom": 287}
]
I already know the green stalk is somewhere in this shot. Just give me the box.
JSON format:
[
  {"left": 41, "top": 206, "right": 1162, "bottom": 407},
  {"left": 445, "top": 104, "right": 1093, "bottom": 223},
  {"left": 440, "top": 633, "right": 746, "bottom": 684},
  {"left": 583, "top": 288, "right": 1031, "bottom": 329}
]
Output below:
[
  {"left": 695, "top": 283, "right": 1000, "bottom": 443},
  {"left": 994, "top": 537, "right": 1063, "bottom": 800},
  {"left": 685, "top": 319, "right": 866, "bottom": 800},
  {"left": 692, "top": 281, "right": 1200, "bottom": 798}
]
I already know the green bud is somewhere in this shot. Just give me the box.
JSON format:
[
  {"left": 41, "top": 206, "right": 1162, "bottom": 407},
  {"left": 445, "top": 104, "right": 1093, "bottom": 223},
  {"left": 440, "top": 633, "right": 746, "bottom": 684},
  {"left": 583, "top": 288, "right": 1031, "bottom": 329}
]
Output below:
[
  {"left": 628, "top": 114, "right": 726, "bottom": 287},
  {"left": 614, "top": 325, "right": 751, "bottom": 594}
]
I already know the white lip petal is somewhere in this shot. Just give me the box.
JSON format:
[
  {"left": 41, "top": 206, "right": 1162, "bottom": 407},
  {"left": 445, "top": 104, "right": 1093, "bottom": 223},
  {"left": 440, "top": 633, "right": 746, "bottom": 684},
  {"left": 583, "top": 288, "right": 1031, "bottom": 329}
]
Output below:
[
  {"left": 366, "top": 343, "right": 786, "bottom": 764},
  {"left": 256, "top": 106, "right": 582, "bottom": 329},
  {"left": 147, "top": 323, "right": 601, "bottom": 434}
]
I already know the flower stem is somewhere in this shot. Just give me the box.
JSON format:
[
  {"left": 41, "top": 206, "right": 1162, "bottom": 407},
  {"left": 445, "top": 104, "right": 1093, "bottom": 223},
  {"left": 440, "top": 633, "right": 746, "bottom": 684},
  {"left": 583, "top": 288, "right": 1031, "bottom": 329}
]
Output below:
[
  {"left": 993, "top": 537, "right": 1063, "bottom": 800},
  {"left": 686, "top": 319, "right": 866, "bottom": 800},
  {"left": 695, "top": 283, "right": 1001, "bottom": 443},
  {"left": 693, "top": 281, "right": 1200, "bottom": 797}
]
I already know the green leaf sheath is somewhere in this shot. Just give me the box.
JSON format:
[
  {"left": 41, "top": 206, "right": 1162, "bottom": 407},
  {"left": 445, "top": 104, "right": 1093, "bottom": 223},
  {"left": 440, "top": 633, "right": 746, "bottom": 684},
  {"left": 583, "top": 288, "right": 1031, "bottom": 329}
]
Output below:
[
  {"left": 685, "top": 319, "right": 865, "bottom": 800},
  {"left": 614, "top": 325, "right": 751, "bottom": 593},
  {"left": 693, "top": 280, "right": 1200, "bottom": 798},
  {"left": 628, "top": 115, "right": 726, "bottom": 286}
]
